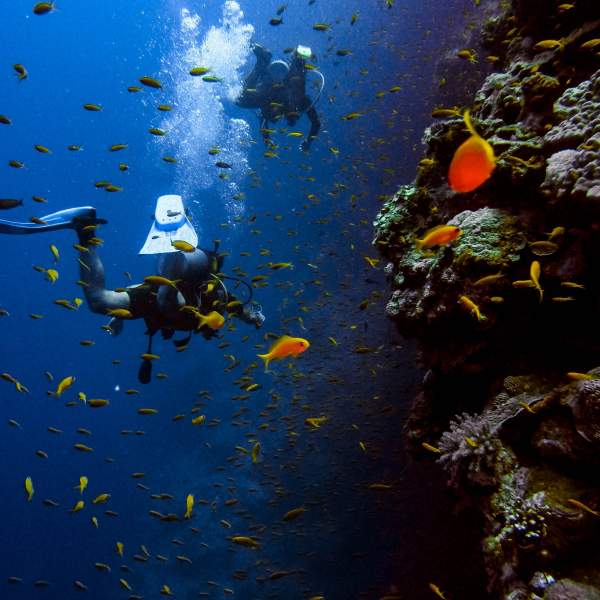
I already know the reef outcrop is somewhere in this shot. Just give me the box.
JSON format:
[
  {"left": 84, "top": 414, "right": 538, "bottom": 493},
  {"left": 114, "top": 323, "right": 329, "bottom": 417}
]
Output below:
[{"left": 374, "top": 2, "right": 600, "bottom": 598}]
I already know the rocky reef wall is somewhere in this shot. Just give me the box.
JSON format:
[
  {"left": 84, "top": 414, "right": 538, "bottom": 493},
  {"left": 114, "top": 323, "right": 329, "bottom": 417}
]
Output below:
[{"left": 375, "top": 2, "right": 600, "bottom": 598}]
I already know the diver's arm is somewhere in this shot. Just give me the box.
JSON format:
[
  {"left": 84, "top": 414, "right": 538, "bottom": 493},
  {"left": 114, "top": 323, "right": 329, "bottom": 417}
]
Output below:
[
  {"left": 230, "top": 299, "right": 265, "bottom": 329},
  {"left": 77, "top": 244, "right": 130, "bottom": 314}
]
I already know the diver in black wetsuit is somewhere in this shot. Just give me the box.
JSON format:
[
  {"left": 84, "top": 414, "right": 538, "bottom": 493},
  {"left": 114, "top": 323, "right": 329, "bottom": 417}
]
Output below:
[
  {"left": 0, "top": 197, "right": 265, "bottom": 383},
  {"left": 236, "top": 44, "right": 322, "bottom": 152}
]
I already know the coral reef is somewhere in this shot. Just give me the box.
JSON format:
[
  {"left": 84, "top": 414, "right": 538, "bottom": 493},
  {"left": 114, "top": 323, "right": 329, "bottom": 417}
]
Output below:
[
  {"left": 374, "top": 1, "right": 600, "bottom": 597},
  {"left": 542, "top": 72, "right": 600, "bottom": 203}
]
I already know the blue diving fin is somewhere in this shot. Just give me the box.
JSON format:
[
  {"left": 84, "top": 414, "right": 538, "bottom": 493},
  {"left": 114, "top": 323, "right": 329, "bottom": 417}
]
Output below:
[{"left": 0, "top": 206, "right": 106, "bottom": 235}]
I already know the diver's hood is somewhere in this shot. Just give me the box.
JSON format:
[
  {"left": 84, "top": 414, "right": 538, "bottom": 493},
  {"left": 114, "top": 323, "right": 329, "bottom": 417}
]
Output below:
[
  {"left": 267, "top": 59, "right": 289, "bottom": 83},
  {"left": 139, "top": 194, "right": 198, "bottom": 255}
]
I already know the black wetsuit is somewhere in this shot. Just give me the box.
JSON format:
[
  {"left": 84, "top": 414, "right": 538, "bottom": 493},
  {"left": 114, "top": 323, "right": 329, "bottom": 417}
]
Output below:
[
  {"left": 125, "top": 250, "right": 251, "bottom": 341},
  {"left": 237, "top": 51, "right": 321, "bottom": 148}
]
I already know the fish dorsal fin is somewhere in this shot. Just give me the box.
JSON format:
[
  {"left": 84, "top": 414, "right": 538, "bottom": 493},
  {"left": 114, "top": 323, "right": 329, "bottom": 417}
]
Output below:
[
  {"left": 273, "top": 335, "right": 292, "bottom": 348},
  {"left": 422, "top": 224, "right": 452, "bottom": 237}
]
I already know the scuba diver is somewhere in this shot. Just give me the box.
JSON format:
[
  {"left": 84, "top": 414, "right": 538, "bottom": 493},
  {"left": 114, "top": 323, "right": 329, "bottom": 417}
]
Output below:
[
  {"left": 236, "top": 43, "right": 323, "bottom": 152},
  {"left": 0, "top": 195, "right": 265, "bottom": 383}
]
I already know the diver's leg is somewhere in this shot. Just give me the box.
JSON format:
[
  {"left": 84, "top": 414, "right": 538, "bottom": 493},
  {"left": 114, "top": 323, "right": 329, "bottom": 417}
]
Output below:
[
  {"left": 236, "top": 45, "right": 272, "bottom": 107},
  {"left": 76, "top": 231, "right": 130, "bottom": 314}
]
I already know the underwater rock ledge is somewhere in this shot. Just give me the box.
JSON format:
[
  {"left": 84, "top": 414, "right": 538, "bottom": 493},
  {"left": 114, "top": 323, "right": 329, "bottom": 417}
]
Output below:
[{"left": 374, "top": 2, "right": 600, "bottom": 599}]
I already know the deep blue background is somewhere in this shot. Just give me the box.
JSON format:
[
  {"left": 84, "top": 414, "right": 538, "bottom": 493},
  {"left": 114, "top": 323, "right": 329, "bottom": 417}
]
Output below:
[{"left": 0, "top": 1, "right": 489, "bottom": 599}]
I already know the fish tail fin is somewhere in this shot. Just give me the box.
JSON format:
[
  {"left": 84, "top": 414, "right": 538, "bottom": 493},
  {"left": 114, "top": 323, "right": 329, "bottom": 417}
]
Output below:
[
  {"left": 415, "top": 238, "right": 424, "bottom": 250},
  {"left": 257, "top": 353, "right": 271, "bottom": 372}
]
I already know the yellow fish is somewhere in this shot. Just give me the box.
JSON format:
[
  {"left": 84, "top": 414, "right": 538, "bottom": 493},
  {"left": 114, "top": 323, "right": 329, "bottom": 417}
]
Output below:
[
  {"left": 580, "top": 38, "right": 600, "bottom": 50},
  {"left": 92, "top": 493, "right": 111, "bottom": 505},
  {"left": 45, "top": 268, "right": 59, "bottom": 283},
  {"left": 268, "top": 262, "right": 294, "bottom": 270},
  {"left": 25, "top": 476, "right": 34, "bottom": 501},
  {"left": 171, "top": 240, "right": 195, "bottom": 252},
  {"left": 184, "top": 494, "right": 194, "bottom": 519},
  {"left": 457, "top": 48, "right": 477, "bottom": 63},
  {"left": 566, "top": 498, "right": 600, "bottom": 517},
  {"left": 533, "top": 39, "right": 564, "bottom": 52},
  {"left": 144, "top": 275, "right": 179, "bottom": 288},
  {"left": 116, "top": 541, "right": 124, "bottom": 557},
  {"left": 363, "top": 256, "right": 380, "bottom": 268},
  {"left": 566, "top": 372, "right": 595, "bottom": 381},
  {"left": 422, "top": 442, "right": 441, "bottom": 454},
  {"left": 458, "top": 295, "right": 486, "bottom": 321},
  {"left": 50, "top": 244, "right": 59, "bottom": 262},
  {"left": 231, "top": 536, "right": 260, "bottom": 548},
  {"left": 56, "top": 375, "right": 75, "bottom": 397},
  {"left": 107, "top": 308, "right": 133, "bottom": 319},
  {"left": 251, "top": 441, "right": 261, "bottom": 464},
  {"left": 473, "top": 272, "right": 505, "bottom": 286},
  {"left": 282, "top": 507, "right": 307, "bottom": 522},
  {"left": 530, "top": 260, "right": 543, "bottom": 302},
  {"left": 305, "top": 416, "right": 328, "bottom": 428},
  {"left": 196, "top": 311, "right": 225, "bottom": 330},
  {"left": 257, "top": 335, "right": 310, "bottom": 371},
  {"left": 70, "top": 500, "right": 85, "bottom": 513},
  {"left": 429, "top": 583, "right": 447, "bottom": 599},
  {"left": 416, "top": 225, "right": 462, "bottom": 249},
  {"left": 75, "top": 476, "right": 88, "bottom": 494}
]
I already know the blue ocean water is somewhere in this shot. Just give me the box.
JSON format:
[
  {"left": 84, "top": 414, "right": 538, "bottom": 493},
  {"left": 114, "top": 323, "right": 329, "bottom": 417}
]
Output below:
[{"left": 1, "top": 1, "right": 488, "bottom": 598}]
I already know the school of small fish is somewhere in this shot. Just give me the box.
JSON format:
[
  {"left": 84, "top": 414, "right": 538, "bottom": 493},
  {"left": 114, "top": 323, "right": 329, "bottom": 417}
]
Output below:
[{"left": 6, "top": 1, "right": 596, "bottom": 599}]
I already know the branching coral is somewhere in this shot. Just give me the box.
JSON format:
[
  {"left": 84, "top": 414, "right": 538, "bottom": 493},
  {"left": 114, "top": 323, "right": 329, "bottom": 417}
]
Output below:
[{"left": 438, "top": 412, "right": 506, "bottom": 489}]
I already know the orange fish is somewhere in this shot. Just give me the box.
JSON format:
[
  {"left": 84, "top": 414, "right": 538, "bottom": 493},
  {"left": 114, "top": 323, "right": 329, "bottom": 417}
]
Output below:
[
  {"left": 448, "top": 110, "right": 496, "bottom": 193},
  {"left": 257, "top": 335, "right": 310, "bottom": 371},
  {"left": 416, "top": 225, "right": 462, "bottom": 249}
]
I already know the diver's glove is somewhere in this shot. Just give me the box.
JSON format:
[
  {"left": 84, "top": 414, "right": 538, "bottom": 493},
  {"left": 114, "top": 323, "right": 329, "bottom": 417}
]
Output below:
[
  {"left": 106, "top": 317, "right": 124, "bottom": 337},
  {"left": 243, "top": 302, "right": 265, "bottom": 329}
]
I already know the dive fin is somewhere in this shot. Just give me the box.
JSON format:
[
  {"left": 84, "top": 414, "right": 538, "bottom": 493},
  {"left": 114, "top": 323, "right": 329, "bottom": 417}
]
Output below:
[
  {"left": 0, "top": 206, "right": 106, "bottom": 235},
  {"left": 138, "top": 359, "right": 152, "bottom": 384},
  {"left": 173, "top": 334, "right": 192, "bottom": 351}
]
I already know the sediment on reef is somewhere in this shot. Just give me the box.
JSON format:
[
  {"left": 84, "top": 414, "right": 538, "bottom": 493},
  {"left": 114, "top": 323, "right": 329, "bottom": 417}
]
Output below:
[{"left": 374, "top": 1, "right": 600, "bottom": 598}]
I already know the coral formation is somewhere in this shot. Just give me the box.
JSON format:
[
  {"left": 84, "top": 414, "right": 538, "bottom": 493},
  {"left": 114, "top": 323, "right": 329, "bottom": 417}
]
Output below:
[
  {"left": 374, "top": 0, "right": 600, "bottom": 597},
  {"left": 542, "top": 71, "right": 600, "bottom": 203},
  {"left": 565, "top": 379, "right": 600, "bottom": 445}
]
